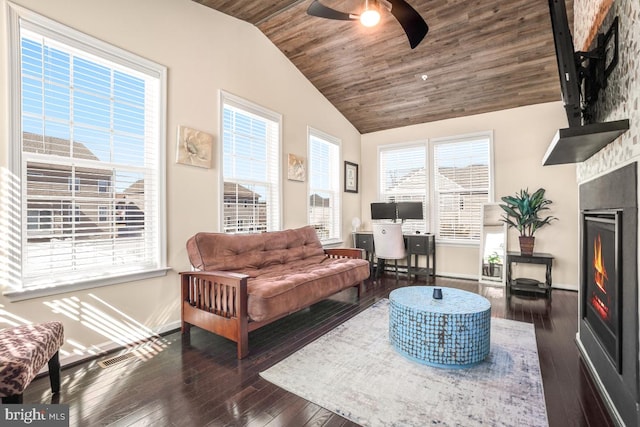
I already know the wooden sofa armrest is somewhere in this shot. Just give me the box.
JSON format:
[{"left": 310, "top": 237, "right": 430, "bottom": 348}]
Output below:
[
  {"left": 324, "top": 248, "right": 368, "bottom": 298},
  {"left": 179, "top": 270, "right": 249, "bottom": 314},
  {"left": 180, "top": 270, "right": 249, "bottom": 281},
  {"left": 179, "top": 270, "right": 250, "bottom": 358},
  {"left": 324, "top": 248, "right": 365, "bottom": 259}
]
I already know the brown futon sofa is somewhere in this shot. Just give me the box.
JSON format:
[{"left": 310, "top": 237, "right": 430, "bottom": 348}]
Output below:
[{"left": 181, "top": 225, "right": 370, "bottom": 358}]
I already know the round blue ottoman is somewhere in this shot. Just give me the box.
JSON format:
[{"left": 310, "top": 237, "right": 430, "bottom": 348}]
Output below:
[{"left": 389, "top": 286, "right": 491, "bottom": 368}]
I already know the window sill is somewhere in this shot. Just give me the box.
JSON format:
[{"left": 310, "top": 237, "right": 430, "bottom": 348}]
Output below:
[
  {"left": 436, "top": 239, "right": 480, "bottom": 248},
  {"left": 322, "top": 238, "right": 344, "bottom": 248},
  {"left": 3, "top": 267, "right": 171, "bottom": 302}
]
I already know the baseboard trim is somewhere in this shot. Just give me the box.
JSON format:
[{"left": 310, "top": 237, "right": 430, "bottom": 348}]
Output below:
[
  {"left": 552, "top": 283, "right": 578, "bottom": 291},
  {"left": 38, "top": 320, "right": 182, "bottom": 375}
]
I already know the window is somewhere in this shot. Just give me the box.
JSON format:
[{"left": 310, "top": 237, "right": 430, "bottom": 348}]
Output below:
[
  {"left": 308, "top": 128, "right": 341, "bottom": 243},
  {"left": 68, "top": 177, "right": 80, "bottom": 191},
  {"left": 5, "top": 5, "right": 167, "bottom": 297},
  {"left": 98, "top": 180, "right": 110, "bottom": 193},
  {"left": 378, "top": 144, "right": 428, "bottom": 234},
  {"left": 26, "top": 209, "right": 52, "bottom": 231},
  {"left": 98, "top": 205, "right": 108, "bottom": 222},
  {"left": 432, "top": 133, "right": 492, "bottom": 243},
  {"left": 221, "top": 92, "right": 281, "bottom": 233}
]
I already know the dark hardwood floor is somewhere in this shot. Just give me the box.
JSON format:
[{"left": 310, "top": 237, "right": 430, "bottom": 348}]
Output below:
[{"left": 25, "top": 276, "right": 614, "bottom": 426}]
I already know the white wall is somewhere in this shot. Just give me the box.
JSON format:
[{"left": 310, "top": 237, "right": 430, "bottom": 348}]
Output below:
[
  {"left": 0, "top": 0, "right": 360, "bottom": 364},
  {"left": 361, "top": 102, "right": 580, "bottom": 288}
]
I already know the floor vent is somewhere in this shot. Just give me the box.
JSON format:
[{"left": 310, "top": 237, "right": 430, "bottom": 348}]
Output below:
[{"left": 98, "top": 352, "right": 139, "bottom": 369}]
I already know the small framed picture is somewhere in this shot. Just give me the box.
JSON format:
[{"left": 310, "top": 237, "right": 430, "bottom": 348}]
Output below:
[
  {"left": 288, "top": 153, "right": 306, "bottom": 181},
  {"left": 176, "top": 125, "right": 214, "bottom": 168},
  {"left": 344, "top": 161, "right": 358, "bottom": 193}
]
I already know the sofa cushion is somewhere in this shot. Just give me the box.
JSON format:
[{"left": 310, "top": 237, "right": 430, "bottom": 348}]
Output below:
[
  {"left": 186, "top": 226, "right": 325, "bottom": 272},
  {"left": 246, "top": 256, "right": 370, "bottom": 322}
]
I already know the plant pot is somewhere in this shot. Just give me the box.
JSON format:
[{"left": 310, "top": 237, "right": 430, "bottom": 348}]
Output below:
[
  {"left": 519, "top": 236, "right": 535, "bottom": 255},
  {"left": 489, "top": 263, "right": 502, "bottom": 277}
]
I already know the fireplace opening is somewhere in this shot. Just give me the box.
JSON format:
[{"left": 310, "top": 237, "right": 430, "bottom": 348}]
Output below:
[{"left": 582, "top": 211, "right": 621, "bottom": 372}]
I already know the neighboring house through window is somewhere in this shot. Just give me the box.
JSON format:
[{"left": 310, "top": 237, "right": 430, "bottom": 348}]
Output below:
[
  {"left": 378, "top": 143, "right": 428, "bottom": 234},
  {"left": 221, "top": 92, "right": 281, "bottom": 233},
  {"left": 432, "top": 132, "right": 492, "bottom": 243},
  {"left": 308, "top": 128, "right": 341, "bottom": 243},
  {"left": 4, "top": 4, "right": 167, "bottom": 298},
  {"left": 378, "top": 132, "right": 493, "bottom": 243}
]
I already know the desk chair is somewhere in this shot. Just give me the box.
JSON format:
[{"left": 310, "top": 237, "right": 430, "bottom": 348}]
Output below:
[{"left": 372, "top": 223, "right": 407, "bottom": 282}]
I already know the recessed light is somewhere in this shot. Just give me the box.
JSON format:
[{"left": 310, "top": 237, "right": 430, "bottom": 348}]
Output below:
[{"left": 414, "top": 73, "right": 429, "bottom": 82}]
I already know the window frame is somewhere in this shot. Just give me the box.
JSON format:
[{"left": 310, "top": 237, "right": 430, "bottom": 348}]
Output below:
[
  {"left": 377, "top": 141, "right": 429, "bottom": 235},
  {"left": 219, "top": 91, "right": 282, "bottom": 233},
  {"left": 430, "top": 131, "right": 494, "bottom": 245},
  {"left": 4, "top": 3, "right": 168, "bottom": 302},
  {"left": 307, "top": 127, "right": 342, "bottom": 245}
]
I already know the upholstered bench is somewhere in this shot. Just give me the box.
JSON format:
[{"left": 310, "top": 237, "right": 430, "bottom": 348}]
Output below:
[{"left": 0, "top": 321, "right": 64, "bottom": 403}]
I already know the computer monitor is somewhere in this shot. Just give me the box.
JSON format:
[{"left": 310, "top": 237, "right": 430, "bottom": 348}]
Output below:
[
  {"left": 397, "top": 201, "right": 424, "bottom": 220},
  {"left": 370, "top": 202, "right": 397, "bottom": 220}
]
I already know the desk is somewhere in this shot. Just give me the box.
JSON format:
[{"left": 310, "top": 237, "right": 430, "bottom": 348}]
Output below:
[
  {"left": 353, "top": 232, "right": 436, "bottom": 280},
  {"left": 505, "top": 251, "right": 553, "bottom": 301}
]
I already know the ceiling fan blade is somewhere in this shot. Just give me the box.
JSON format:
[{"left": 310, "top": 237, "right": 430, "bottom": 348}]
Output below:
[
  {"left": 307, "top": 0, "right": 356, "bottom": 21},
  {"left": 388, "top": 0, "right": 429, "bottom": 49}
]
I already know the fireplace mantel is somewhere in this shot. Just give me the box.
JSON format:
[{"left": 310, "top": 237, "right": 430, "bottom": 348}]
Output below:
[{"left": 543, "top": 119, "right": 629, "bottom": 166}]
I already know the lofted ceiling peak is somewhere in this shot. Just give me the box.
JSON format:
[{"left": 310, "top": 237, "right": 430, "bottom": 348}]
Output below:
[{"left": 194, "top": 0, "right": 570, "bottom": 134}]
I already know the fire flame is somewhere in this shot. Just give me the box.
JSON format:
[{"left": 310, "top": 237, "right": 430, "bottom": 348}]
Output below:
[
  {"left": 591, "top": 233, "right": 609, "bottom": 321},
  {"left": 591, "top": 293, "right": 609, "bottom": 320},
  {"left": 593, "top": 234, "right": 608, "bottom": 293}
]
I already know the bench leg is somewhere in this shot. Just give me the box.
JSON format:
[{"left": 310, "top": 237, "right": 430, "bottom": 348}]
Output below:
[
  {"left": 2, "top": 394, "right": 23, "bottom": 404},
  {"left": 237, "top": 316, "right": 249, "bottom": 359},
  {"left": 237, "top": 334, "right": 249, "bottom": 359},
  {"left": 48, "top": 351, "right": 61, "bottom": 394},
  {"left": 181, "top": 321, "right": 191, "bottom": 334}
]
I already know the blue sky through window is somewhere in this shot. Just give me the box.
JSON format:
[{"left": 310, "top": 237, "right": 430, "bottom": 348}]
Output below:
[
  {"left": 223, "top": 107, "right": 270, "bottom": 200},
  {"left": 309, "top": 137, "right": 330, "bottom": 189},
  {"left": 21, "top": 33, "right": 147, "bottom": 171}
]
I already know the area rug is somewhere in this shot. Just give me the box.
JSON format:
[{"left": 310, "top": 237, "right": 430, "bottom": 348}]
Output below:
[{"left": 260, "top": 299, "right": 548, "bottom": 427}]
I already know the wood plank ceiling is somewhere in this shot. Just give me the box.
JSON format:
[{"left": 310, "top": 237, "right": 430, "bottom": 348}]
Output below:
[{"left": 194, "top": 0, "right": 571, "bottom": 134}]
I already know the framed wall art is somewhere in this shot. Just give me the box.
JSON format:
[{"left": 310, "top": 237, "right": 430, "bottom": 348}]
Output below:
[
  {"left": 288, "top": 153, "right": 306, "bottom": 181},
  {"left": 176, "top": 125, "right": 214, "bottom": 168},
  {"left": 344, "top": 161, "right": 358, "bottom": 193}
]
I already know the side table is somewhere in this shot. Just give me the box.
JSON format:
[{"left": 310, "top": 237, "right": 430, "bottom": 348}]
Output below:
[
  {"left": 505, "top": 252, "right": 554, "bottom": 301},
  {"left": 389, "top": 286, "right": 491, "bottom": 368}
]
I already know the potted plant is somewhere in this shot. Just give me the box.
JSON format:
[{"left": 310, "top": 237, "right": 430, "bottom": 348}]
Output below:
[
  {"left": 499, "top": 188, "right": 557, "bottom": 255},
  {"left": 487, "top": 251, "right": 502, "bottom": 276}
]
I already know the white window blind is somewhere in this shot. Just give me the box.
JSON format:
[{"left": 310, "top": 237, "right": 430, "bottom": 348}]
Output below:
[
  {"left": 7, "top": 5, "right": 167, "bottom": 294},
  {"left": 433, "top": 135, "right": 491, "bottom": 242},
  {"left": 222, "top": 93, "right": 281, "bottom": 233},
  {"left": 379, "top": 144, "right": 428, "bottom": 234},
  {"left": 308, "top": 129, "right": 341, "bottom": 243}
]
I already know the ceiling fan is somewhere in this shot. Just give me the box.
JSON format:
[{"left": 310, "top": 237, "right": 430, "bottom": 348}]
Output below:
[{"left": 307, "top": 0, "right": 428, "bottom": 49}]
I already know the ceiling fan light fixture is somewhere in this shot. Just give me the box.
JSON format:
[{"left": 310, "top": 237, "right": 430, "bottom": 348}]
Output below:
[
  {"left": 360, "top": 9, "right": 380, "bottom": 27},
  {"left": 306, "top": 0, "right": 428, "bottom": 49},
  {"left": 360, "top": 0, "right": 381, "bottom": 27}
]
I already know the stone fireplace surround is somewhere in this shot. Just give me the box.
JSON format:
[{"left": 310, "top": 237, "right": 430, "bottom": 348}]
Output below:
[{"left": 577, "top": 162, "right": 638, "bottom": 426}]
